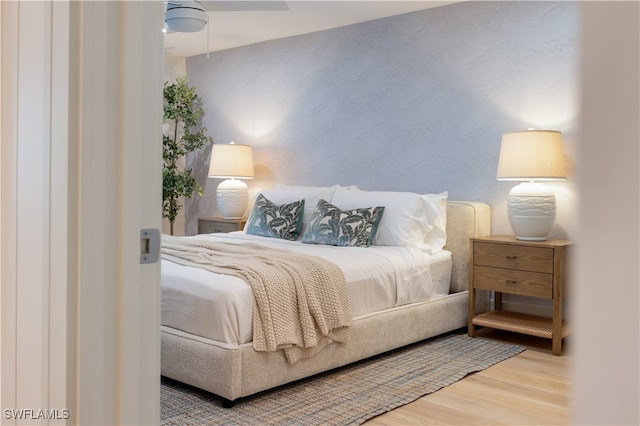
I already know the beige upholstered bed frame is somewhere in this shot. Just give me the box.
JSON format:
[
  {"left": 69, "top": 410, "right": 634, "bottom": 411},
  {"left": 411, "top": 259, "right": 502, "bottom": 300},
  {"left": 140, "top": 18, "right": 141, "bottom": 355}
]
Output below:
[{"left": 161, "top": 201, "right": 490, "bottom": 405}]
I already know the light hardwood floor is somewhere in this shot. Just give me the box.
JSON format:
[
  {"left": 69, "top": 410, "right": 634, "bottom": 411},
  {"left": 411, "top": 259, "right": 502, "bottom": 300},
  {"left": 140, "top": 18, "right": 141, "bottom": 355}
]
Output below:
[{"left": 365, "top": 329, "right": 573, "bottom": 425}]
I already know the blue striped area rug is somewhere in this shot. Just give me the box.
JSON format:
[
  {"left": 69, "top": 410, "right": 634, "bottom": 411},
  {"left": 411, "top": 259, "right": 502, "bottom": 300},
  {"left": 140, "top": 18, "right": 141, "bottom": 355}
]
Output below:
[{"left": 161, "top": 333, "right": 524, "bottom": 425}]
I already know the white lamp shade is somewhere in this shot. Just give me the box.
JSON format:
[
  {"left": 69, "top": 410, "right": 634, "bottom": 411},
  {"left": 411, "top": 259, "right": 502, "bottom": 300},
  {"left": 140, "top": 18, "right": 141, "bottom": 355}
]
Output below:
[
  {"left": 497, "top": 130, "right": 566, "bottom": 241},
  {"left": 209, "top": 143, "right": 255, "bottom": 179},
  {"left": 497, "top": 130, "right": 567, "bottom": 181}
]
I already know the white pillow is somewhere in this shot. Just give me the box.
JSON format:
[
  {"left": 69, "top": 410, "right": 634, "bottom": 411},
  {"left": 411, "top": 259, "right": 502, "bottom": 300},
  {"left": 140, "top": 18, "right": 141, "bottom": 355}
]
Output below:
[
  {"left": 274, "top": 183, "right": 339, "bottom": 193},
  {"left": 256, "top": 185, "right": 339, "bottom": 236},
  {"left": 330, "top": 188, "right": 448, "bottom": 253},
  {"left": 274, "top": 183, "right": 359, "bottom": 193}
]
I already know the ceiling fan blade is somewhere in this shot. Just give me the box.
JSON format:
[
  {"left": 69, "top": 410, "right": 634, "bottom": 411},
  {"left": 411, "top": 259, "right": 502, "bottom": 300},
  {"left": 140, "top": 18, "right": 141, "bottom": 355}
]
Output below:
[{"left": 200, "top": 1, "right": 289, "bottom": 12}]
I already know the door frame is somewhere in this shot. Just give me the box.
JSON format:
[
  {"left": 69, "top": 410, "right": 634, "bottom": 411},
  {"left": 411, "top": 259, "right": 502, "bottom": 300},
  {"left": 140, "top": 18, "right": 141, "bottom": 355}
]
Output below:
[{"left": 1, "top": 1, "right": 163, "bottom": 424}]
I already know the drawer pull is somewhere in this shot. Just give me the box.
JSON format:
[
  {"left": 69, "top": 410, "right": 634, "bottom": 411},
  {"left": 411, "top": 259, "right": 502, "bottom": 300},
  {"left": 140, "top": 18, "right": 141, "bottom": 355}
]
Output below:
[
  {"left": 505, "top": 280, "right": 517, "bottom": 285},
  {"left": 506, "top": 255, "right": 517, "bottom": 260}
]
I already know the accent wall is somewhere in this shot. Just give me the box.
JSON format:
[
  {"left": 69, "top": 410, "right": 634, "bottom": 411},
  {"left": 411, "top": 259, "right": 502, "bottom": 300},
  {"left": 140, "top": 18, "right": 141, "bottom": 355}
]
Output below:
[{"left": 184, "top": 1, "right": 578, "bottom": 243}]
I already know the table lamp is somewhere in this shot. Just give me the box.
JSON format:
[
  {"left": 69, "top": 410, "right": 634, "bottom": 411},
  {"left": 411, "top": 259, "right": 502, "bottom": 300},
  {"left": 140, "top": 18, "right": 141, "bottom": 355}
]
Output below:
[
  {"left": 496, "top": 130, "right": 567, "bottom": 241},
  {"left": 208, "top": 142, "right": 254, "bottom": 219}
]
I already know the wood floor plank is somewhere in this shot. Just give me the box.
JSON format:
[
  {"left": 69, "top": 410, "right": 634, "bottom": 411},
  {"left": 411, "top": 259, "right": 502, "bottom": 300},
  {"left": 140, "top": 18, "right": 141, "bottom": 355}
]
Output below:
[
  {"left": 486, "top": 360, "right": 571, "bottom": 393},
  {"left": 413, "top": 391, "right": 530, "bottom": 425},
  {"left": 462, "top": 372, "right": 569, "bottom": 408},
  {"left": 410, "top": 399, "right": 503, "bottom": 425},
  {"left": 365, "top": 331, "right": 572, "bottom": 425},
  {"left": 449, "top": 375, "right": 568, "bottom": 421}
]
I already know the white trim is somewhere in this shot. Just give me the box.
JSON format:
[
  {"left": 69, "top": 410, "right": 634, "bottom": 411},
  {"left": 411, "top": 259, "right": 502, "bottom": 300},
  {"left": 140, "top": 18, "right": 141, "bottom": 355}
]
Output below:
[
  {"left": 118, "top": 1, "right": 163, "bottom": 423},
  {"left": 0, "top": 0, "right": 19, "bottom": 416},
  {"left": 75, "top": 3, "right": 121, "bottom": 420},
  {"left": 50, "top": 0, "right": 74, "bottom": 419}
]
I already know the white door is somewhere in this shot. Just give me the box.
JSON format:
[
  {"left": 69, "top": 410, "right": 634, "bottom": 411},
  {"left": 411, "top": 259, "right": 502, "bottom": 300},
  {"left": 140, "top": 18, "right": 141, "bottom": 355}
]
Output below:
[{"left": 1, "top": 1, "right": 163, "bottom": 424}]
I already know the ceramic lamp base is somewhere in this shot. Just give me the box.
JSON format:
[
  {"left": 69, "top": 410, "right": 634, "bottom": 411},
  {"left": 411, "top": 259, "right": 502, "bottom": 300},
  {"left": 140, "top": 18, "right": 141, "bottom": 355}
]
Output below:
[
  {"left": 216, "top": 179, "right": 248, "bottom": 219},
  {"left": 506, "top": 182, "right": 556, "bottom": 241}
]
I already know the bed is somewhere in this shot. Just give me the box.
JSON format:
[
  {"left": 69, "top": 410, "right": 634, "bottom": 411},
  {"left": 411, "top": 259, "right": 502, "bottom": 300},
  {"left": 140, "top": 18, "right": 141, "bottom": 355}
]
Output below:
[{"left": 161, "top": 185, "right": 490, "bottom": 406}]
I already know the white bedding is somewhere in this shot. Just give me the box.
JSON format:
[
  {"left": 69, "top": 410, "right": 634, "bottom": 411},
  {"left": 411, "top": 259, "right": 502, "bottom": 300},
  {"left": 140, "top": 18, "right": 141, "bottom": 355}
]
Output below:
[{"left": 161, "top": 232, "right": 451, "bottom": 346}]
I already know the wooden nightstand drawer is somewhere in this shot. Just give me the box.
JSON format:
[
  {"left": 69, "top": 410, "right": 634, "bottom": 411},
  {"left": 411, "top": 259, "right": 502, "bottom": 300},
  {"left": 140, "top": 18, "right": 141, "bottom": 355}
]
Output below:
[
  {"left": 473, "top": 242, "right": 553, "bottom": 273},
  {"left": 198, "top": 218, "right": 246, "bottom": 234},
  {"left": 473, "top": 265, "right": 552, "bottom": 299}
]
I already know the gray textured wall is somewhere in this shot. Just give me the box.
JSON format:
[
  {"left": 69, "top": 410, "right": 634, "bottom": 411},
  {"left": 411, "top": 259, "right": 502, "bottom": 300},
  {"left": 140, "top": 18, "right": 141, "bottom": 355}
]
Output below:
[{"left": 185, "top": 1, "right": 578, "bottom": 239}]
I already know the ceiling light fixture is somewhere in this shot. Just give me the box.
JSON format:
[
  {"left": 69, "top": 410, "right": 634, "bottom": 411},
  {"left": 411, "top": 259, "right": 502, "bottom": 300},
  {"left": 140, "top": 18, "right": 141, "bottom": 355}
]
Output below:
[{"left": 165, "top": 0, "right": 208, "bottom": 33}]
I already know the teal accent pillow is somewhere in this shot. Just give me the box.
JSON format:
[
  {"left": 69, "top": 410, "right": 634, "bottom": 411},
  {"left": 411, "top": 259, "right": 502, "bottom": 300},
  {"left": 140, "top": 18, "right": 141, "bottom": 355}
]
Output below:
[
  {"left": 245, "top": 193, "right": 305, "bottom": 241},
  {"left": 302, "top": 199, "right": 385, "bottom": 247}
]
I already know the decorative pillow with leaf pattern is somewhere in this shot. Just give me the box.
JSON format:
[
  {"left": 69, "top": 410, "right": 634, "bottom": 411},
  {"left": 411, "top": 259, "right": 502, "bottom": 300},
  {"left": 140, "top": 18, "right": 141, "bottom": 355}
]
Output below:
[
  {"left": 245, "top": 193, "right": 305, "bottom": 241},
  {"left": 302, "top": 199, "right": 385, "bottom": 247}
]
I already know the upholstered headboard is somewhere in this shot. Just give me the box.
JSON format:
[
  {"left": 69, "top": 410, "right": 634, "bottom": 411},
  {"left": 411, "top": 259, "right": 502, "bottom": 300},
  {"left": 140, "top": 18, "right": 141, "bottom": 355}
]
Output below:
[{"left": 444, "top": 201, "right": 491, "bottom": 294}]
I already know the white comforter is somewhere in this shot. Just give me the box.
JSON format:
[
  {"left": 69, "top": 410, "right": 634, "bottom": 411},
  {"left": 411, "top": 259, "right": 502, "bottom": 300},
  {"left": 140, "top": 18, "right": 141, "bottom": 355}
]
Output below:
[{"left": 161, "top": 232, "right": 451, "bottom": 347}]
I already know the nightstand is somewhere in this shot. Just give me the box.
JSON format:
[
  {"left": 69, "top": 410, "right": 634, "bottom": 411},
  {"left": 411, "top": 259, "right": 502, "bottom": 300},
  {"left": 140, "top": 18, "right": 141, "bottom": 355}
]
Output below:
[
  {"left": 198, "top": 217, "right": 247, "bottom": 234},
  {"left": 468, "top": 235, "right": 573, "bottom": 355}
]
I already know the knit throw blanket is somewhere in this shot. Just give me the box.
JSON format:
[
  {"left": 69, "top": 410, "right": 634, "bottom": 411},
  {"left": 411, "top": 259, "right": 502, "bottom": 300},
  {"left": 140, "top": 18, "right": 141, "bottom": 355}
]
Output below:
[{"left": 161, "top": 235, "right": 352, "bottom": 364}]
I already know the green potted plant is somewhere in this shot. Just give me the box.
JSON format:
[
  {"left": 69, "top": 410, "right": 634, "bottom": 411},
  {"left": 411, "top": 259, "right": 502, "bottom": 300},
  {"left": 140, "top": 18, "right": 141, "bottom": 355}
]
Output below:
[{"left": 162, "top": 75, "right": 212, "bottom": 235}]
